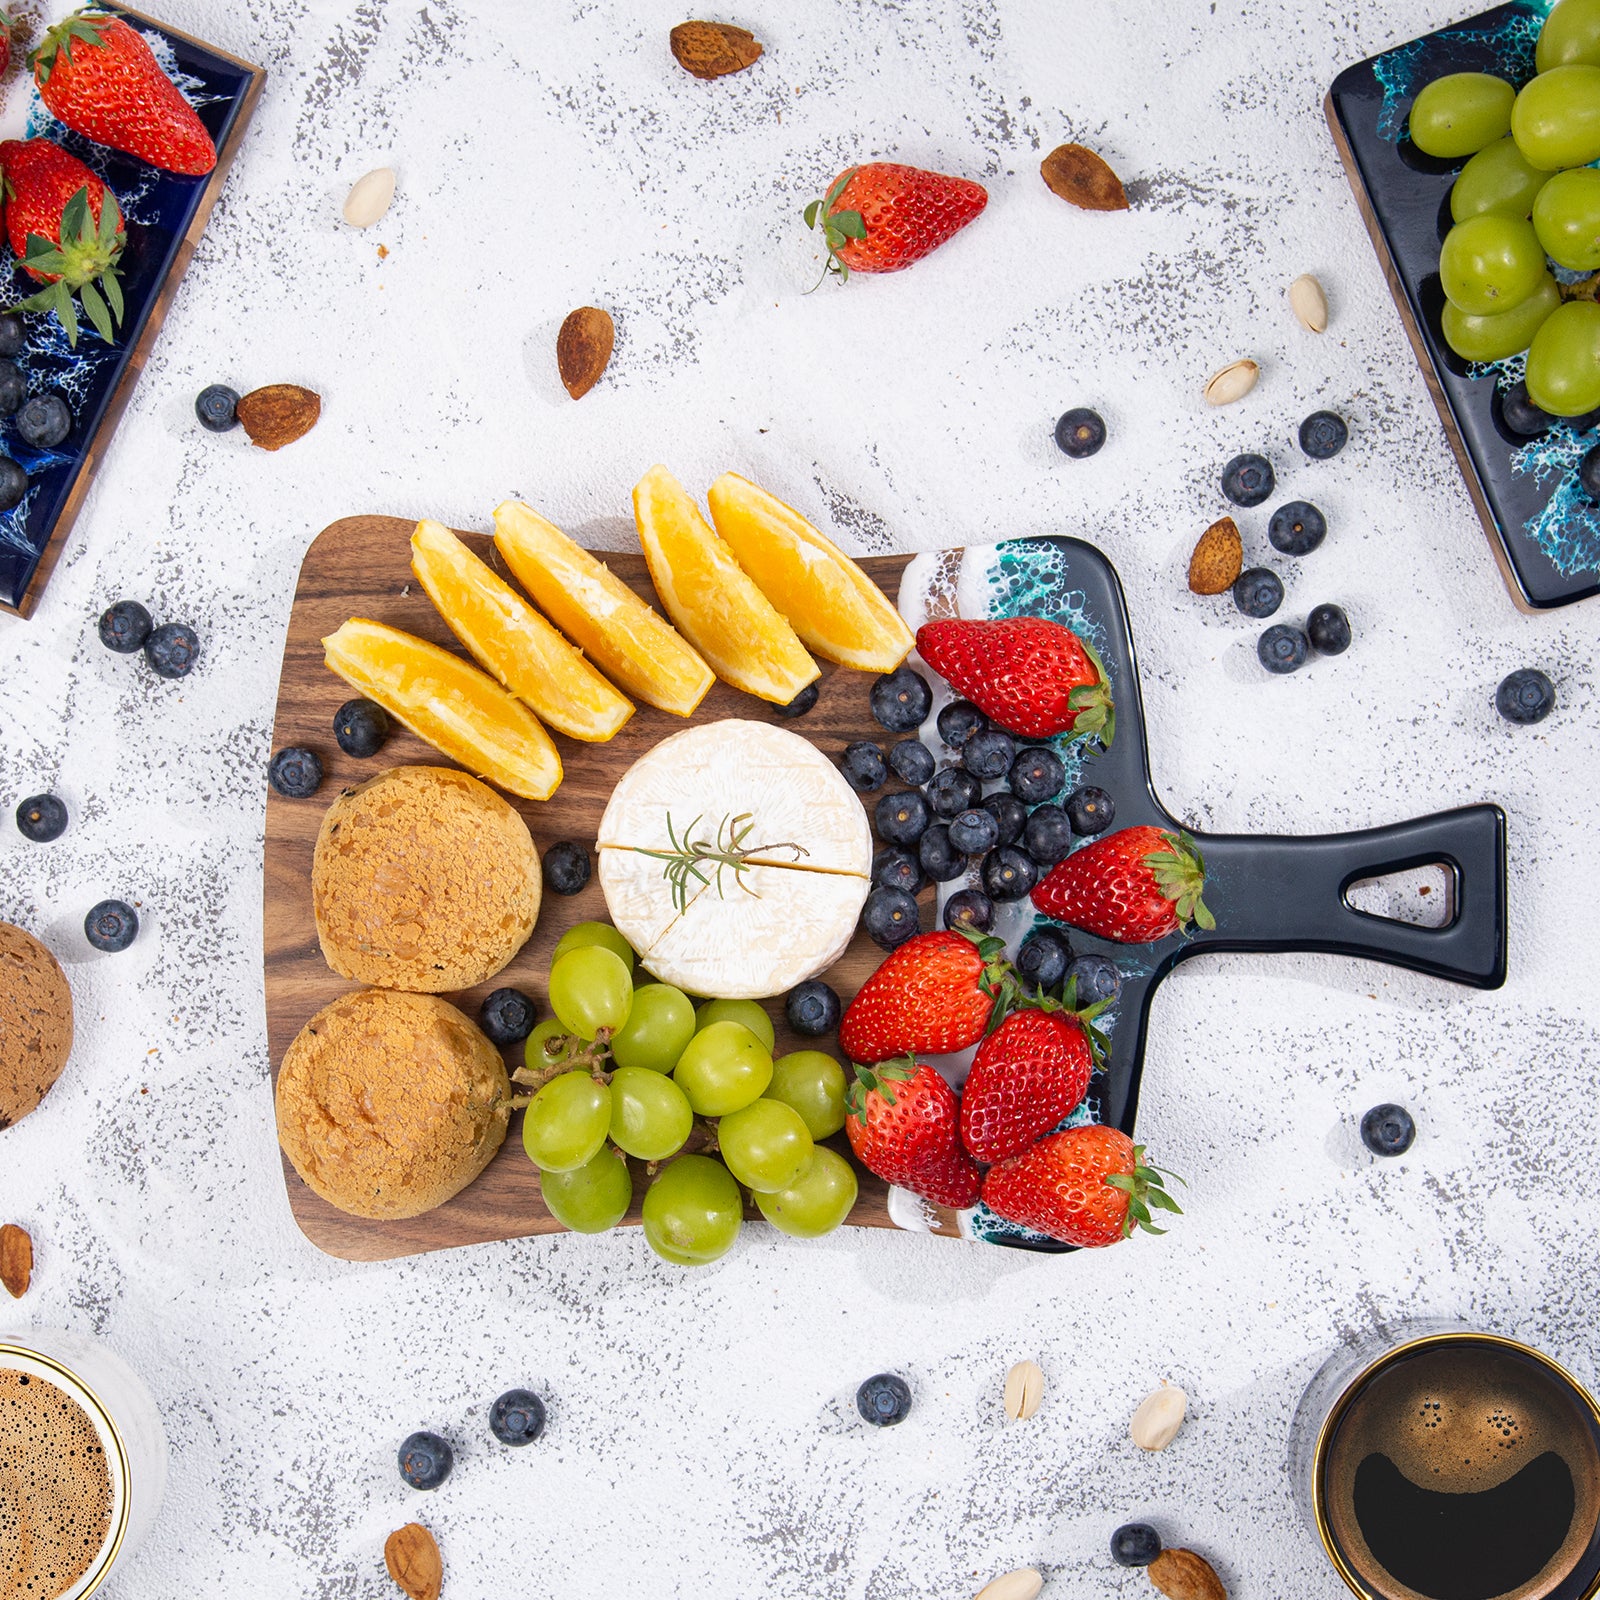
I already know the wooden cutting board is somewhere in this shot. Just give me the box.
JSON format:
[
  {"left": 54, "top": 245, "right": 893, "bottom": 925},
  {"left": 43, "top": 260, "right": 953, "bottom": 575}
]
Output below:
[{"left": 265, "top": 515, "right": 915, "bottom": 1261}]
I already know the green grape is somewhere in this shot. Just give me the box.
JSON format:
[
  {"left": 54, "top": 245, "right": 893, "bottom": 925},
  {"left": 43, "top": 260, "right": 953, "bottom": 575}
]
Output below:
[
  {"left": 1538, "top": 0, "right": 1600, "bottom": 70},
  {"left": 551, "top": 920, "right": 636, "bottom": 974},
  {"left": 522, "top": 1070, "right": 612, "bottom": 1171},
  {"left": 1511, "top": 65, "right": 1600, "bottom": 170},
  {"left": 766, "top": 1050, "right": 848, "bottom": 1140},
  {"left": 1439, "top": 214, "right": 1547, "bottom": 315},
  {"left": 1442, "top": 272, "right": 1561, "bottom": 362},
  {"left": 1526, "top": 300, "right": 1600, "bottom": 415},
  {"left": 1533, "top": 166, "right": 1600, "bottom": 270},
  {"left": 524, "top": 1017, "right": 577, "bottom": 1075},
  {"left": 540, "top": 1145, "right": 632, "bottom": 1233},
  {"left": 610, "top": 983, "right": 697, "bottom": 1072},
  {"left": 755, "top": 1147, "right": 859, "bottom": 1239},
  {"left": 608, "top": 1066, "right": 694, "bottom": 1161},
  {"left": 673, "top": 1020, "right": 773, "bottom": 1115},
  {"left": 641, "top": 1155, "right": 743, "bottom": 1265},
  {"left": 1450, "top": 137, "right": 1550, "bottom": 221},
  {"left": 693, "top": 998, "right": 776, "bottom": 1050},
  {"left": 548, "top": 946, "right": 633, "bottom": 1040},
  {"left": 716, "top": 1098, "right": 814, "bottom": 1193},
  {"left": 1409, "top": 72, "right": 1516, "bottom": 157}
]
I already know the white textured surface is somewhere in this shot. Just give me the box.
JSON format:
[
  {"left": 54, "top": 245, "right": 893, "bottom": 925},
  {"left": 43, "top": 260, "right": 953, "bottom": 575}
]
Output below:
[{"left": 1, "top": 1, "right": 1597, "bottom": 1596}]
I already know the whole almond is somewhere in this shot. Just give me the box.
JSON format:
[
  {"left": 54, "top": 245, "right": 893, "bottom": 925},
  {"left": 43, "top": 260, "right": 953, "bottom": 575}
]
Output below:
[
  {"left": 236, "top": 384, "right": 321, "bottom": 451},
  {"left": 1040, "top": 143, "right": 1128, "bottom": 211},
  {"left": 1131, "top": 1383, "right": 1188, "bottom": 1450},
  {"left": 384, "top": 1523, "right": 442, "bottom": 1600},
  {"left": 1149, "top": 1548, "right": 1226, "bottom": 1600},
  {"left": 670, "top": 21, "right": 763, "bottom": 79},
  {"left": 0, "top": 1224, "right": 32, "bottom": 1299},
  {"left": 1187, "top": 518, "right": 1242, "bottom": 595},
  {"left": 974, "top": 1568, "right": 1043, "bottom": 1600},
  {"left": 1203, "top": 359, "right": 1258, "bottom": 407},
  {"left": 1289, "top": 273, "right": 1329, "bottom": 333},
  {"left": 1004, "top": 1360, "right": 1045, "bottom": 1422},
  {"left": 557, "top": 306, "right": 615, "bottom": 400},
  {"left": 343, "top": 167, "right": 396, "bottom": 229}
]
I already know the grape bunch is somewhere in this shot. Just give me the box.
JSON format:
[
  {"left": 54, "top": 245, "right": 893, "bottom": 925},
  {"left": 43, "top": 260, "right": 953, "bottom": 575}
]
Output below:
[
  {"left": 517, "top": 921, "right": 857, "bottom": 1264},
  {"left": 1412, "top": 0, "right": 1600, "bottom": 422}
]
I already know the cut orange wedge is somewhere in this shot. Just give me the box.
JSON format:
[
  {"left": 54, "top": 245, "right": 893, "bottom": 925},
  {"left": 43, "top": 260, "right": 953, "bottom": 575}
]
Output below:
[
  {"left": 631, "top": 465, "right": 819, "bottom": 705},
  {"left": 492, "top": 501, "right": 714, "bottom": 718},
  {"left": 410, "top": 520, "right": 633, "bottom": 743},
  {"left": 706, "top": 473, "right": 914, "bottom": 673},
  {"left": 323, "top": 618, "right": 563, "bottom": 801}
]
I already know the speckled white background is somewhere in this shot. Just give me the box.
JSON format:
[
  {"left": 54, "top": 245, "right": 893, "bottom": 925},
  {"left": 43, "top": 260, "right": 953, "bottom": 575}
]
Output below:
[{"left": 2, "top": 0, "right": 1598, "bottom": 1594}]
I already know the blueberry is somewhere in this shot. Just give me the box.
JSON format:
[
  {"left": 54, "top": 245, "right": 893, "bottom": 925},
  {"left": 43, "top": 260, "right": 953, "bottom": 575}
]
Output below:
[
  {"left": 981, "top": 792, "right": 1027, "bottom": 847},
  {"left": 16, "top": 394, "right": 72, "bottom": 450},
  {"left": 1007, "top": 746, "right": 1065, "bottom": 805},
  {"left": 333, "top": 697, "right": 391, "bottom": 757},
  {"left": 84, "top": 899, "right": 138, "bottom": 953},
  {"left": 398, "top": 1430, "right": 453, "bottom": 1490},
  {"left": 1500, "top": 380, "right": 1553, "bottom": 437},
  {"left": 1054, "top": 407, "right": 1107, "bottom": 458},
  {"left": 1307, "top": 603, "right": 1351, "bottom": 655},
  {"left": 1221, "top": 452, "right": 1275, "bottom": 508},
  {"left": 775, "top": 683, "right": 820, "bottom": 718},
  {"left": 1360, "top": 1103, "right": 1416, "bottom": 1157},
  {"left": 875, "top": 789, "right": 931, "bottom": 847},
  {"left": 1016, "top": 926, "right": 1072, "bottom": 993},
  {"left": 786, "top": 980, "right": 841, "bottom": 1038},
  {"left": 1258, "top": 624, "right": 1309, "bottom": 674},
  {"left": 144, "top": 622, "right": 199, "bottom": 679},
  {"left": 841, "top": 741, "right": 888, "bottom": 793},
  {"left": 0, "top": 360, "right": 25, "bottom": 418},
  {"left": 1298, "top": 410, "right": 1348, "bottom": 460},
  {"left": 0, "top": 456, "right": 26, "bottom": 511},
  {"left": 0, "top": 314, "right": 23, "bottom": 358},
  {"left": 943, "top": 888, "right": 994, "bottom": 934},
  {"left": 488, "top": 1388, "right": 546, "bottom": 1446},
  {"left": 1065, "top": 953, "right": 1122, "bottom": 1007},
  {"left": 1065, "top": 785, "right": 1115, "bottom": 836},
  {"left": 981, "top": 846, "right": 1037, "bottom": 902},
  {"left": 887, "top": 738, "right": 935, "bottom": 785},
  {"left": 926, "top": 764, "right": 982, "bottom": 818},
  {"left": 947, "top": 807, "right": 999, "bottom": 857},
  {"left": 1111, "top": 1523, "right": 1163, "bottom": 1567},
  {"left": 918, "top": 824, "right": 965, "bottom": 882},
  {"left": 1581, "top": 444, "right": 1600, "bottom": 500},
  {"left": 862, "top": 886, "right": 920, "bottom": 949},
  {"left": 871, "top": 666, "right": 932, "bottom": 732},
  {"left": 98, "top": 600, "right": 151, "bottom": 653},
  {"left": 16, "top": 793, "right": 67, "bottom": 843},
  {"left": 480, "top": 987, "right": 537, "bottom": 1045},
  {"left": 195, "top": 384, "right": 240, "bottom": 432},
  {"left": 936, "top": 699, "right": 988, "bottom": 748},
  {"left": 543, "top": 841, "right": 592, "bottom": 895},
  {"left": 962, "top": 727, "right": 1016, "bottom": 781},
  {"left": 872, "top": 847, "right": 924, "bottom": 895},
  {"left": 268, "top": 747, "right": 323, "bottom": 798},
  {"left": 1268, "top": 500, "right": 1326, "bottom": 557},
  {"left": 1232, "top": 567, "right": 1283, "bottom": 620},
  {"left": 855, "top": 1373, "right": 912, "bottom": 1427},
  {"left": 1495, "top": 668, "right": 1555, "bottom": 725},
  {"left": 1022, "top": 804, "right": 1074, "bottom": 866}
]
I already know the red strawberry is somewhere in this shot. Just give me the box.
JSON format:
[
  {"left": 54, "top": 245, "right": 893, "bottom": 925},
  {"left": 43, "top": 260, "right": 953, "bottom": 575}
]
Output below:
[
  {"left": 1032, "top": 826, "right": 1213, "bottom": 943},
  {"left": 0, "top": 10, "right": 14, "bottom": 78},
  {"left": 916, "top": 617, "right": 1114, "bottom": 744},
  {"left": 1, "top": 138, "right": 125, "bottom": 346},
  {"left": 982, "top": 1125, "right": 1181, "bottom": 1247},
  {"left": 846, "top": 1058, "right": 981, "bottom": 1209},
  {"left": 804, "top": 162, "right": 986, "bottom": 281},
  {"left": 959, "top": 1003, "right": 1105, "bottom": 1164},
  {"left": 838, "top": 928, "right": 1013, "bottom": 1066},
  {"left": 31, "top": 10, "right": 216, "bottom": 176}
]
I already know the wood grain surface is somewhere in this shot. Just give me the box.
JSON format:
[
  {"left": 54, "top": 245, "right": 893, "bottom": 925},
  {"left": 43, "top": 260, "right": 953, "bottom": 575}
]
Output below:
[{"left": 265, "top": 514, "right": 936, "bottom": 1261}]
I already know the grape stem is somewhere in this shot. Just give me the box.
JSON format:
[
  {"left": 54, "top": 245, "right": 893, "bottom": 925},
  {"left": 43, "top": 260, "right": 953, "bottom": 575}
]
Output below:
[
  {"left": 647, "top": 1119, "right": 719, "bottom": 1174},
  {"left": 509, "top": 1030, "right": 615, "bottom": 1098}
]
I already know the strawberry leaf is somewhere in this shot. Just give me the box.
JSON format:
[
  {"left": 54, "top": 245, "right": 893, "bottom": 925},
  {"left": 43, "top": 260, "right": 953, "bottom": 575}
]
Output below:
[{"left": 802, "top": 199, "right": 821, "bottom": 228}]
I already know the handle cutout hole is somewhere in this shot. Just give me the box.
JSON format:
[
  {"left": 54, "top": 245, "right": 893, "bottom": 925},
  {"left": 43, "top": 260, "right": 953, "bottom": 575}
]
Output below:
[{"left": 1343, "top": 863, "right": 1455, "bottom": 929}]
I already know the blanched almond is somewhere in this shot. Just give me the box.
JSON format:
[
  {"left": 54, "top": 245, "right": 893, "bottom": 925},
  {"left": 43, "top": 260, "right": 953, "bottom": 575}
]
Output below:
[
  {"left": 1289, "top": 273, "right": 1329, "bottom": 333},
  {"left": 974, "top": 1568, "right": 1044, "bottom": 1600},
  {"left": 1203, "top": 359, "right": 1258, "bottom": 407},
  {"left": 1004, "top": 1360, "right": 1045, "bottom": 1421},
  {"left": 343, "top": 167, "right": 396, "bottom": 229},
  {"left": 1130, "top": 1383, "right": 1187, "bottom": 1450}
]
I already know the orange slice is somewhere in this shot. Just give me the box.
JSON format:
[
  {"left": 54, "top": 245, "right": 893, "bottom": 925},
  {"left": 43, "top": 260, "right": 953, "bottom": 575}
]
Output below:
[
  {"left": 631, "top": 464, "right": 819, "bottom": 705},
  {"left": 410, "top": 520, "right": 633, "bottom": 743},
  {"left": 492, "top": 501, "right": 714, "bottom": 718},
  {"left": 706, "top": 472, "right": 914, "bottom": 673},
  {"left": 323, "top": 618, "right": 562, "bottom": 801}
]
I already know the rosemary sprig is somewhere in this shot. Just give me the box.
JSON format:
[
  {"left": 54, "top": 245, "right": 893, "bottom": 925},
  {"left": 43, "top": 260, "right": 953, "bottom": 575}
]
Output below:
[{"left": 634, "top": 812, "right": 807, "bottom": 912}]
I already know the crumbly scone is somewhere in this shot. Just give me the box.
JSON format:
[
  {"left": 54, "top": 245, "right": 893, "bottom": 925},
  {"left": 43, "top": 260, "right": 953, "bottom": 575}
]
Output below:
[
  {"left": 275, "top": 988, "right": 510, "bottom": 1219},
  {"left": 312, "top": 765, "right": 540, "bottom": 992},
  {"left": 0, "top": 922, "right": 73, "bottom": 1130}
]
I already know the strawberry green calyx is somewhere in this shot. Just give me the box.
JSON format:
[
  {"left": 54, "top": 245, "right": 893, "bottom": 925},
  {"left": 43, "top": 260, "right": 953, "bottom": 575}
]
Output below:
[
  {"left": 1068, "top": 637, "right": 1116, "bottom": 748},
  {"left": 10, "top": 183, "right": 125, "bottom": 346},
  {"left": 1104, "top": 1144, "right": 1185, "bottom": 1238},
  {"left": 949, "top": 921, "right": 1022, "bottom": 1037},
  {"left": 28, "top": 8, "right": 115, "bottom": 84},
  {"left": 1147, "top": 830, "right": 1214, "bottom": 933},
  {"left": 845, "top": 1054, "right": 915, "bottom": 1124},
  {"left": 802, "top": 166, "right": 866, "bottom": 285},
  {"left": 1038, "top": 977, "right": 1112, "bottom": 1070}
]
